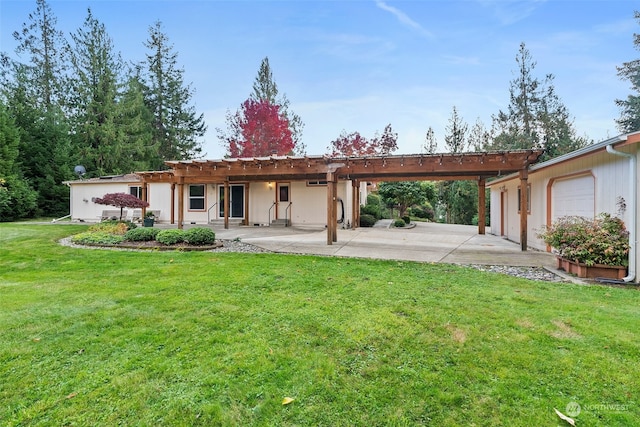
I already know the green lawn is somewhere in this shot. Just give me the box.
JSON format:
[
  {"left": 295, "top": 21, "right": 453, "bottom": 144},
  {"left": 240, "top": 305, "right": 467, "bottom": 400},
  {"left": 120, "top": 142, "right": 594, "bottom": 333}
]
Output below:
[{"left": 1, "top": 224, "right": 638, "bottom": 426}]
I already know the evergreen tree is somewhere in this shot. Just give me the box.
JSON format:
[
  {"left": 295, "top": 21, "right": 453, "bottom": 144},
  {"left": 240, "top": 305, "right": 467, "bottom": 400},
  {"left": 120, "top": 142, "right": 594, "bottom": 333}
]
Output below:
[
  {"left": 143, "top": 21, "right": 206, "bottom": 168},
  {"left": 67, "top": 9, "right": 123, "bottom": 175},
  {"left": 616, "top": 11, "right": 640, "bottom": 133},
  {"left": 468, "top": 118, "right": 492, "bottom": 152},
  {"left": 0, "top": 101, "right": 38, "bottom": 221},
  {"left": 422, "top": 126, "right": 437, "bottom": 154},
  {"left": 250, "top": 57, "right": 305, "bottom": 155},
  {"left": 11, "top": 0, "right": 67, "bottom": 111},
  {"left": 444, "top": 106, "right": 468, "bottom": 153},
  {"left": 490, "top": 42, "right": 586, "bottom": 158},
  {"left": 3, "top": 0, "right": 74, "bottom": 216}
]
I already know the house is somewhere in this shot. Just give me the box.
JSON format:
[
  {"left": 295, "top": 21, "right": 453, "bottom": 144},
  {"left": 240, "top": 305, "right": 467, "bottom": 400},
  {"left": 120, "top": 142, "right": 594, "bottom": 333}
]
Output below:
[
  {"left": 66, "top": 151, "right": 544, "bottom": 245},
  {"left": 65, "top": 170, "right": 367, "bottom": 228},
  {"left": 487, "top": 131, "right": 640, "bottom": 283}
]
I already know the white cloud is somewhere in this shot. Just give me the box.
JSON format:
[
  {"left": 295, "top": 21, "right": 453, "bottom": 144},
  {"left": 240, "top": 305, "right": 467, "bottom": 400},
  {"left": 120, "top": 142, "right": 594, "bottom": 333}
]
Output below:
[{"left": 374, "top": 0, "right": 434, "bottom": 39}]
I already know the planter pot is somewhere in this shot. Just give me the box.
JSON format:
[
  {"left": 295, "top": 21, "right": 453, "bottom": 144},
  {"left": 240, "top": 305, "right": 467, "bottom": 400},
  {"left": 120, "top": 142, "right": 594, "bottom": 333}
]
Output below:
[
  {"left": 143, "top": 218, "right": 155, "bottom": 227},
  {"left": 556, "top": 257, "right": 627, "bottom": 279}
]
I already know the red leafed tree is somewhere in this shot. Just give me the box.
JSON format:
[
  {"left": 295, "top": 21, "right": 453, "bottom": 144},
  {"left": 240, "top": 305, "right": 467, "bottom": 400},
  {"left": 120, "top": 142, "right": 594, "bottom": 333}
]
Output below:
[
  {"left": 327, "top": 124, "right": 398, "bottom": 157},
  {"left": 220, "top": 99, "right": 294, "bottom": 157},
  {"left": 94, "top": 192, "right": 149, "bottom": 220}
]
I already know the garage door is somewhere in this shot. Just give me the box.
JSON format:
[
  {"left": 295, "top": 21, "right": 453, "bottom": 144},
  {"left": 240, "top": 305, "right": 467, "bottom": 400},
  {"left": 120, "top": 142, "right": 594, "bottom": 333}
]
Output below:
[{"left": 552, "top": 174, "right": 594, "bottom": 220}]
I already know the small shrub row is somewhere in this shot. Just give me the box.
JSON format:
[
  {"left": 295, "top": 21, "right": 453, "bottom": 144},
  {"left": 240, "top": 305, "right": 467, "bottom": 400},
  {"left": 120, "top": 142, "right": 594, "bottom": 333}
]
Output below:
[
  {"left": 71, "top": 231, "right": 125, "bottom": 245},
  {"left": 155, "top": 227, "right": 216, "bottom": 246},
  {"left": 124, "top": 227, "right": 159, "bottom": 242}
]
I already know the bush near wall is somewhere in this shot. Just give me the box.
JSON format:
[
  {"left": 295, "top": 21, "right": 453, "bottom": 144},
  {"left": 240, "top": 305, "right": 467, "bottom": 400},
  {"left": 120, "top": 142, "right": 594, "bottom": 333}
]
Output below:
[{"left": 360, "top": 214, "right": 376, "bottom": 227}]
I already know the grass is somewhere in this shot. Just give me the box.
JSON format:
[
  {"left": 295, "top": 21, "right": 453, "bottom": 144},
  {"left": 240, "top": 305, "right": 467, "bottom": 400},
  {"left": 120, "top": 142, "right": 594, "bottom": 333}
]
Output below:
[{"left": 1, "top": 223, "right": 639, "bottom": 426}]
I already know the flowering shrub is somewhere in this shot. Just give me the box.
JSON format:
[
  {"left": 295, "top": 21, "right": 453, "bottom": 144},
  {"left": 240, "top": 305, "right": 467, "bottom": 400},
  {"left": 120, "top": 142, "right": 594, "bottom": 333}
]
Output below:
[{"left": 537, "top": 213, "right": 630, "bottom": 266}]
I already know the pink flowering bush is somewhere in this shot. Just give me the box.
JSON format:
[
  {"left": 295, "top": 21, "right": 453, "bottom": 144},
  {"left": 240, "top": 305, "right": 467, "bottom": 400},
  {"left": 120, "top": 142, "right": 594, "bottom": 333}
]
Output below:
[{"left": 537, "top": 213, "right": 630, "bottom": 267}]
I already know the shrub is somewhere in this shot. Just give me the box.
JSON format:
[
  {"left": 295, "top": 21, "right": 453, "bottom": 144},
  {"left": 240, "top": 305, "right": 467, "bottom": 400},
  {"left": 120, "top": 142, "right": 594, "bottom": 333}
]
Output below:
[
  {"left": 394, "top": 219, "right": 406, "bottom": 227},
  {"left": 411, "top": 203, "right": 435, "bottom": 221},
  {"left": 359, "top": 214, "right": 376, "bottom": 227},
  {"left": 402, "top": 215, "right": 410, "bottom": 224},
  {"left": 360, "top": 204, "right": 381, "bottom": 219},
  {"left": 124, "top": 227, "right": 159, "bottom": 242},
  {"left": 537, "top": 213, "right": 630, "bottom": 266},
  {"left": 156, "top": 229, "right": 186, "bottom": 245},
  {"left": 184, "top": 227, "right": 216, "bottom": 245},
  {"left": 89, "top": 221, "right": 130, "bottom": 235},
  {"left": 71, "top": 231, "right": 124, "bottom": 245}
]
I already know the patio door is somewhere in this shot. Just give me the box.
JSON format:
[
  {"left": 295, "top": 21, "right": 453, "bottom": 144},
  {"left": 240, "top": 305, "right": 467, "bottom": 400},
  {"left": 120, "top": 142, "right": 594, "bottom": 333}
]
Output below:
[{"left": 218, "top": 184, "right": 244, "bottom": 219}]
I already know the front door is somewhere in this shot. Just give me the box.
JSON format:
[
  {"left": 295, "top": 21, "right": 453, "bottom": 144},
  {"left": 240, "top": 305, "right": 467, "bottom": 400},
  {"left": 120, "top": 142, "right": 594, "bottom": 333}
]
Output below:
[
  {"left": 219, "top": 185, "right": 244, "bottom": 219},
  {"left": 277, "top": 183, "right": 290, "bottom": 221}
]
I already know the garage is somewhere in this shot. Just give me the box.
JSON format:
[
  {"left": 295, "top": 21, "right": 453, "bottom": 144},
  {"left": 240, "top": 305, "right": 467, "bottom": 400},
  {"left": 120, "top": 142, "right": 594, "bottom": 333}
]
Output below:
[{"left": 551, "top": 174, "right": 595, "bottom": 220}]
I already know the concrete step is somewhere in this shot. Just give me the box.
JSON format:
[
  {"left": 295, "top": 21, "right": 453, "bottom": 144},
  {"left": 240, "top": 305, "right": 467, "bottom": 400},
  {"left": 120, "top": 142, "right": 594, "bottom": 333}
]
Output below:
[{"left": 271, "top": 219, "right": 289, "bottom": 227}]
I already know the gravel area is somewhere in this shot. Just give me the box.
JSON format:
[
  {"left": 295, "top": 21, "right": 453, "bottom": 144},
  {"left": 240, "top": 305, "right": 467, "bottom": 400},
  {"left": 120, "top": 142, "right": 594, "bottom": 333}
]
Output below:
[{"left": 465, "top": 264, "right": 569, "bottom": 282}]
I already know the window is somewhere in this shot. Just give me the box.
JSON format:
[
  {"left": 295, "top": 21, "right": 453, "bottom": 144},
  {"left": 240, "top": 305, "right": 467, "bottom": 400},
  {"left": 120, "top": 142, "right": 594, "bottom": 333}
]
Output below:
[
  {"left": 129, "top": 186, "right": 143, "bottom": 199},
  {"left": 517, "top": 184, "right": 531, "bottom": 213},
  {"left": 279, "top": 185, "right": 289, "bottom": 202},
  {"left": 307, "top": 180, "right": 327, "bottom": 186},
  {"left": 189, "top": 184, "right": 205, "bottom": 210}
]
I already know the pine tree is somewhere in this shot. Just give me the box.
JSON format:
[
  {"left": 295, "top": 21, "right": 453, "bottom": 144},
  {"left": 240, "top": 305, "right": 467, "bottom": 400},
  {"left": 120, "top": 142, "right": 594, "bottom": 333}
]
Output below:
[
  {"left": 444, "top": 106, "right": 468, "bottom": 153},
  {"left": 11, "top": 0, "right": 67, "bottom": 111},
  {"left": 468, "top": 118, "right": 492, "bottom": 152},
  {"left": 422, "top": 126, "right": 437, "bottom": 154},
  {"left": 250, "top": 57, "right": 305, "bottom": 155},
  {"left": 490, "top": 42, "right": 586, "bottom": 158},
  {"left": 0, "top": 101, "right": 38, "bottom": 221},
  {"left": 4, "top": 0, "right": 74, "bottom": 216},
  {"left": 616, "top": 11, "right": 640, "bottom": 133},
  {"left": 67, "top": 9, "right": 123, "bottom": 175},
  {"left": 143, "top": 21, "right": 206, "bottom": 168}
]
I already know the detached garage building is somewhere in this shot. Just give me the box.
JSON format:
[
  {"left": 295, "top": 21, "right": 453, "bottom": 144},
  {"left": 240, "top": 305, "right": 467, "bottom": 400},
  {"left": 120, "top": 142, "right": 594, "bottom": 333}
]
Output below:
[{"left": 488, "top": 131, "right": 640, "bottom": 282}]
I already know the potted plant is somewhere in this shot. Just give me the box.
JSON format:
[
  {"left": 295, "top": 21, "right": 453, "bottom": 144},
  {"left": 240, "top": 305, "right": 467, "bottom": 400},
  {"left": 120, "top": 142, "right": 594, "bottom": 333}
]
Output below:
[
  {"left": 143, "top": 211, "right": 156, "bottom": 227},
  {"left": 537, "top": 213, "right": 630, "bottom": 279}
]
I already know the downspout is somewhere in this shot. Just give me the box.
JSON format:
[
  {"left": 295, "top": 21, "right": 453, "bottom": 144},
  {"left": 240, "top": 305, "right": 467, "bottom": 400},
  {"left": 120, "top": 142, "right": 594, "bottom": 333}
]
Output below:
[{"left": 606, "top": 144, "right": 636, "bottom": 282}]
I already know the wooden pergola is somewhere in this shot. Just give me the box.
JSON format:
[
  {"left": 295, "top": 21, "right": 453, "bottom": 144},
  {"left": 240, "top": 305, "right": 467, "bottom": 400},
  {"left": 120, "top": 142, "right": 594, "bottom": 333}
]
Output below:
[{"left": 137, "top": 150, "right": 544, "bottom": 250}]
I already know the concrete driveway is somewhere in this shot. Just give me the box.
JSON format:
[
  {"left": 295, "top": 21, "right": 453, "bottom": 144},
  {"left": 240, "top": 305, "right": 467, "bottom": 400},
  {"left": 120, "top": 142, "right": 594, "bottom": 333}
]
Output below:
[{"left": 212, "top": 221, "right": 556, "bottom": 268}]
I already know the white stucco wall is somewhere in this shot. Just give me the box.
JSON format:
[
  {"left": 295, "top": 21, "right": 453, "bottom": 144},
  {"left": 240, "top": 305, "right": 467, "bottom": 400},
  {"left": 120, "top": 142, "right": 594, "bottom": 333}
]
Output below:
[{"left": 68, "top": 180, "right": 140, "bottom": 222}]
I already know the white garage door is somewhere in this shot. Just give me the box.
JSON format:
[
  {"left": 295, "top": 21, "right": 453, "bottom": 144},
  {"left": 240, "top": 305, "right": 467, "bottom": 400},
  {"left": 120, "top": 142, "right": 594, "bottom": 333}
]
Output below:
[{"left": 552, "top": 175, "right": 595, "bottom": 220}]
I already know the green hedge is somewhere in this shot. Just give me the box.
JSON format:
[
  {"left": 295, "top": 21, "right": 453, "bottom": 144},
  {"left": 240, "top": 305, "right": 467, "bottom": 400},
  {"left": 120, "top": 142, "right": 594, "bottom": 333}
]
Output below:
[
  {"left": 156, "top": 229, "right": 185, "bottom": 245},
  {"left": 124, "top": 227, "right": 159, "bottom": 242},
  {"left": 184, "top": 227, "right": 216, "bottom": 245}
]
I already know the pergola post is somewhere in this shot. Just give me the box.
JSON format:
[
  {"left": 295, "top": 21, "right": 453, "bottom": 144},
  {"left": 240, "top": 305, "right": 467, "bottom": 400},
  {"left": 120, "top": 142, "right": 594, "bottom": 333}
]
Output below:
[
  {"left": 177, "top": 178, "right": 184, "bottom": 229},
  {"left": 352, "top": 179, "right": 360, "bottom": 229},
  {"left": 141, "top": 181, "right": 148, "bottom": 218},
  {"left": 519, "top": 169, "right": 528, "bottom": 251},
  {"left": 478, "top": 177, "right": 486, "bottom": 235},
  {"left": 170, "top": 183, "right": 175, "bottom": 224},
  {"left": 326, "top": 172, "right": 336, "bottom": 245},
  {"left": 244, "top": 182, "right": 250, "bottom": 225},
  {"left": 224, "top": 180, "right": 229, "bottom": 229}
]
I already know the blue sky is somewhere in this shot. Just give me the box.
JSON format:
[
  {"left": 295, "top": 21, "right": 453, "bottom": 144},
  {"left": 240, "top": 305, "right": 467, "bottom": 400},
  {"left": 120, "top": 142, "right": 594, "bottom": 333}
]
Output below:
[{"left": 1, "top": 0, "right": 638, "bottom": 159}]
